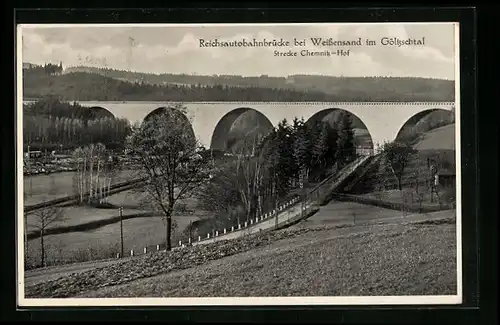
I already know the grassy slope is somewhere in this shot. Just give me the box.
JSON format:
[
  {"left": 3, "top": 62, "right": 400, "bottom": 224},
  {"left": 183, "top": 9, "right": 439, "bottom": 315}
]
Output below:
[
  {"left": 78, "top": 217, "right": 457, "bottom": 297},
  {"left": 414, "top": 124, "right": 455, "bottom": 151}
]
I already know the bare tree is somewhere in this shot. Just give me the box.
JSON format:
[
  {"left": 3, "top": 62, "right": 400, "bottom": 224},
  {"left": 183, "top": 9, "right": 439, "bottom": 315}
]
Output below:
[
  {"left": 126, "top": 105, "right": 210, "bottom": 251},
  {"left": 27, "top": 206, "right": 65, "bottom": 267},
  {"left": 72, "top": 147, "right": 85, "bottom": 203},
  {"left": 93, "top": 143, "right": 106, "bottom": 202}
]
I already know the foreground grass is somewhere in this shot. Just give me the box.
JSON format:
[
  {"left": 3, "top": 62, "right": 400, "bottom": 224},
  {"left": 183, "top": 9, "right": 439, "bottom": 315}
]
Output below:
[
  {"left": 78, "top": 221, "right": 456, "bottom": 298},
  {"left": 25, "top": 215, "right": 456, "bottom": 298}
]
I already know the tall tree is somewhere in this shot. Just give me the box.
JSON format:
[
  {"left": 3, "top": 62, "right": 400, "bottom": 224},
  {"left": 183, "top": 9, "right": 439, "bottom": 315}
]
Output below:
[
  {"left": 325, "top": 122, "right": 339, "bottom": 170},
  {"left": 126, "top": 105, "right": 210, "bottom": 251},
  {"left": 336, "top": 112, "right": 356, "bottom": 166},
  {"left": 293, "top": 120, "right": 311, "bottom": 184},
  {"left": 312, "top": 123, "right": 330, "bottom": 172}
]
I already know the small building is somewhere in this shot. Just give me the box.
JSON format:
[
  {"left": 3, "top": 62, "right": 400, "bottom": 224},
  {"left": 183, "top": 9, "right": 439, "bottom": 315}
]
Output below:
[
  {"left": 437, "top": 170, "right": 456, "bottom": 188},
  {"left": 24, "top": 151, "right": 42, "bottom": 159}
]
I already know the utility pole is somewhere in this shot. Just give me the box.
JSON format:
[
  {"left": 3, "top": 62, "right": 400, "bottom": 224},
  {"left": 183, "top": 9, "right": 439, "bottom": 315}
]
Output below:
[
  {"left": 188, "top": 220, "right": 192, "bottom": 245},
  {"left": 274, "top": 171, "right": 278, "bottom": 230},
  {"left": 119, "top": 206, "right": 124, "bottom": 257},
  {"left": 24, "top": 199, "right": 28, "bottom": 257}
]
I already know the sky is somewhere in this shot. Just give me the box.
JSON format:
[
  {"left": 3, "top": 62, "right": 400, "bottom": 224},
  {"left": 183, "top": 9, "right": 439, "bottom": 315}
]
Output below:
[{"left": 20, "top": 23, "right": 457, "bottom": 79}]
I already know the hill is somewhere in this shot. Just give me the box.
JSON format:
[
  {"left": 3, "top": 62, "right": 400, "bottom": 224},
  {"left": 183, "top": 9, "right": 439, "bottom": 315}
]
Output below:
[
  {"left": 413, "top": 123, "right": 455, "bottom": 151},
  {"left": 23, "top": 67, "right": 455, "bottom": 102},
  {"left": 62, "top": 66, "right": 456, "bottom": 96}
]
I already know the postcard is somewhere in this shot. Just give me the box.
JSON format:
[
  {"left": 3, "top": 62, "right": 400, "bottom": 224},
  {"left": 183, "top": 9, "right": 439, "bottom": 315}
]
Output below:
[{"left": 17, "top": 22, "right": 461, "bottom": 306}]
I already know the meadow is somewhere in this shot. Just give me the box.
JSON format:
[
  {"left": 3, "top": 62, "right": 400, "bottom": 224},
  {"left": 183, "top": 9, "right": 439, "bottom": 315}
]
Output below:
[
  {"left": 23, "top": 169, "right": 137, "bottom": 206},
  {"left": 25, "top": 213, "right": 207, "bottom": 267},
  {"left": 25, "top": 185, "right": 213, "bottom": 267}
]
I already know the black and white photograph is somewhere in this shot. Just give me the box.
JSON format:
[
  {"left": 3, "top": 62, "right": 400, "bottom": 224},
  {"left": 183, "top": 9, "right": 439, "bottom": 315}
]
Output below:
[{"left": 17, "top": 22, "right": 461, "bottom": 306}]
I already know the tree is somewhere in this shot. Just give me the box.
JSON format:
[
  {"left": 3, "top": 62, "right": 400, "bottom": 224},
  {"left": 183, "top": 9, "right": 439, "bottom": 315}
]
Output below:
[
  {"left": 325, "top": 122, "right": 339, "bottom": 169},
  {"left": 126, "top": 105, "right": 210, "bottom": 251},
  {"left": 380, "top": 140, "right": 417, "bottom": 194},
  {"left": 410, "top": 165, "right": 427, "bottom": 210},
  {"left": 293, "top": 120, "right": 311, "bottom": 184},
  {"left": 312, "top": 122, "right": 330, "bottom": 177},
  {"left": 27, "top": 206, "right": 65, "bottom": 267},
  {"left": 336, "top": 112, "right": 356, "bottom": 166},
  {"left": 72, "top": 147, "right": 85, "bottom": 203}
]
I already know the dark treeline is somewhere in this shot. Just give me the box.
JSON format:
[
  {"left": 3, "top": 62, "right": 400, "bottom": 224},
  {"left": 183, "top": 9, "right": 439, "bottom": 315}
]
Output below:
[
  {"left": 24, "top": 70, "right": 455, "bottom": 102},
  {"left": 23, "top": 98, "right": 131, "bottom": 151},
  {"left": 63, "top": 66, "right": 455, "bottom": 102}
]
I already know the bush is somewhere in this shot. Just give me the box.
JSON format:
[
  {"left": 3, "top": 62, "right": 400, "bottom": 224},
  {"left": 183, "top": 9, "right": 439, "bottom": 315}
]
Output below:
[{"left": 89, "top": 201, "right": 118, "bottom": 209}]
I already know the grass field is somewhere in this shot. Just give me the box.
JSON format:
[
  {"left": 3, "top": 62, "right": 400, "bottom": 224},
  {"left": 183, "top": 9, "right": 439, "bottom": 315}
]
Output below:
[
  {"left": 25, "top": 185, "right": 213, "bottom": 267},
  {"left": 358, "top": 188, "right": 455, "bottom": 207},
  {"left": 23, "top": 169, "right": 137, "bottom": 206},
  {"left": 25, "top": 188, "right": 153, "bottom": 234},
  {"left": 26, "top": 213, "right": 209, "bottom": 267},
  {"left": 296, "top": 201, "right": 405, "bottom": 227},
  {"left": 25, "top": 205, "right": 148, "bottom": 233},
  {"left": 77, "top": 215, "right": 457, "bottom": 297}
]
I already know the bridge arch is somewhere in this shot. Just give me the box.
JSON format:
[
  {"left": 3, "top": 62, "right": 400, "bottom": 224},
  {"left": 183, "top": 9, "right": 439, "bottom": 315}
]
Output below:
[
  {"left": 305, "top": 108, "right": 374, "bottom": 153},
  {"left": 88, "top": 106, "right": 116, "bottom": 119},
  {"left": 210, "top": 107, "right": 274, "bottom": 153},
  {"left": 143, "top": 107, "right": 196, "bottom": 143},
  {"left": 395, "top": 108, "right": 455, "bottom": 142}
]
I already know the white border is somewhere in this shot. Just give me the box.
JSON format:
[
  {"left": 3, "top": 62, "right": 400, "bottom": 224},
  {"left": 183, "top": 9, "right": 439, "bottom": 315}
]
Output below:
[{"left": 16, "top": 22, "right": 462, "bottom": 307}]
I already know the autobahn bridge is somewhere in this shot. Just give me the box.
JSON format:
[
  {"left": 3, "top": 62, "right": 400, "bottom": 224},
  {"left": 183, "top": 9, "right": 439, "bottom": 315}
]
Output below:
[{"left": 29, "top": 101, "right": 455, "bottom": 151}]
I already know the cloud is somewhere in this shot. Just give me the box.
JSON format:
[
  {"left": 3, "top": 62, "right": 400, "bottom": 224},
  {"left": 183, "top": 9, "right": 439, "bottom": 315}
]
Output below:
[{"left": 20, "top": 24, "right": 456, "bottom": 79}]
